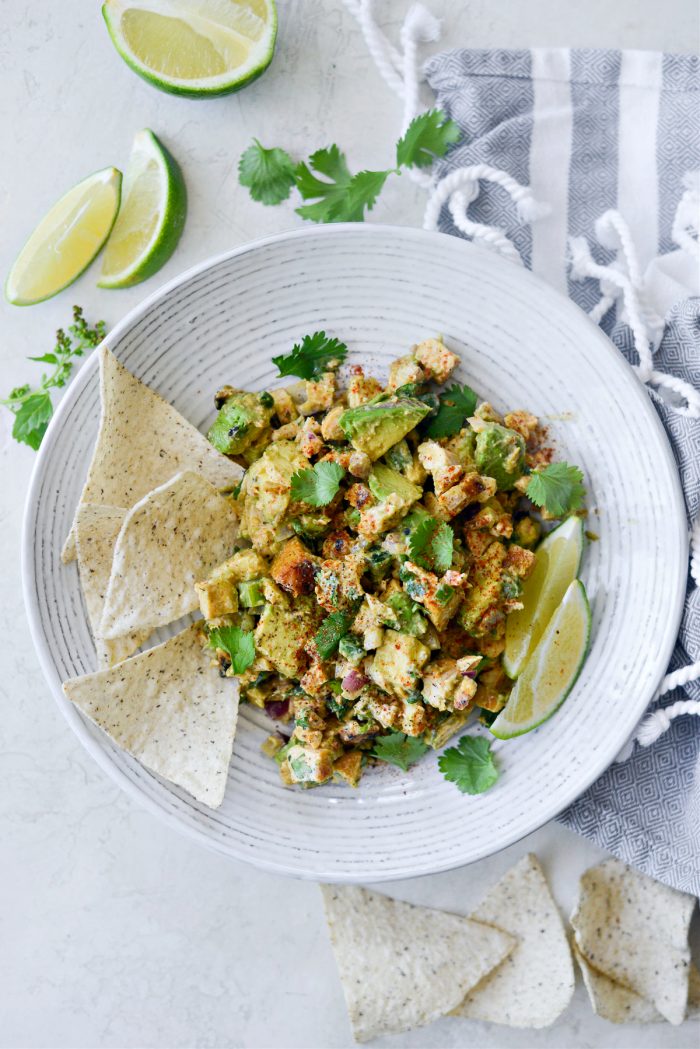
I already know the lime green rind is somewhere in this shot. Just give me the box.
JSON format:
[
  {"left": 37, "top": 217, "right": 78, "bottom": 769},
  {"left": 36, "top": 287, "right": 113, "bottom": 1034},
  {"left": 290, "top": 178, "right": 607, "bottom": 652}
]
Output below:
[
  {"left": 5, "top": 168, "right": 122, "bottom": 306},
  {"left": 101, "top": 3, "right": 277, "bottom": 99},
  {"left": 491, "top": 579, "right": 591, "bottom": 740},
  {"left": 98, "top": 131, "right": 187, "bottom": 290},
  {"left": 502, "top": 515, "right": 585, "bottom": 680}
]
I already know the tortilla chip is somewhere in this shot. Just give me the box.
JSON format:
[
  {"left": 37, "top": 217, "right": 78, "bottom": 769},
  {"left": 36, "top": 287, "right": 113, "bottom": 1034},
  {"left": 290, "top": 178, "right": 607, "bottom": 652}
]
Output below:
[
  {"left": 320, "top": 884, "right": 516, "bottom": 1043},
  {"left": 62, "top": 624, "right": 239, "bottom": 808},
  {"left": 99, "top": 472, "right": 237, "bottom": 640},
  {"left": 575, "top": 947, "right": 700, "bottom": 1024},
  {"left": 454, "top": 853, "right": 574, "bottom": 1028},
  {"left": 62, "top": 346, "right": 241, "bottom": 562},
  {"left": 74, "top": 503, "right": 151, "bottom": 668},
  {"left": 573, "top": 942, "right": 662, "bottom": 1023},
  {"left": 570, "top": 859, "right": 694, "bottom": 1025}
]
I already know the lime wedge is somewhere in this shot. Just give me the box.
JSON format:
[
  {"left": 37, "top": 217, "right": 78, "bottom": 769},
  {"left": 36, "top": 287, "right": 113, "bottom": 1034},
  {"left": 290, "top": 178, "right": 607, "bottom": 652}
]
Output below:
[
  {"left": 503, "top": 515, "right": 584, "bottom": 679},
  {"left": 102, "top": 0, "right": 278, "bottom": 98},
  {"left": 491, "top": 579, "right": 591, "bottom": 739},
  {"left": 6, "top": 168, "right": 122, "bottom": 306},
  {"left": 98, "top": 129, "right": 186, "bottom": 289}
]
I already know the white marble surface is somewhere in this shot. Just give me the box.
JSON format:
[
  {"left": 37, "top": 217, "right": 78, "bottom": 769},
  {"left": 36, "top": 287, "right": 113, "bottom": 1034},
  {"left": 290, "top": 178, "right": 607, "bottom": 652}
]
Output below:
[{"left": 1, "top": 2, "right": 699, "bottom": 1046}]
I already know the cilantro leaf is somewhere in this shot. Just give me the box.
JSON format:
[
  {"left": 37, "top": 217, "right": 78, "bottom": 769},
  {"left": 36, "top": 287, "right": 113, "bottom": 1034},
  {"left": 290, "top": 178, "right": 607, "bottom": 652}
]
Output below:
[
  {"left": 314, "top": 610, "right": 353, "bottom": 660},
  {"left": 294, "top": 145, "right": 391, "bottom": 223},
  {"left": 372, "top": 731, "right": 428, "bottom": 772},
  {"left": 208, "top": 625, "right": 255, "bottom": 674},
  {"left": 2, "top": 306, "right": 105, "bottom": 451},
  {"left": 11, "top": 392, "right": 53, "bottom": 450},
  {"left": 272, "top": 330, "right": 348, "bottom": 379},
  {"left": 238, "top": 139, "right": 296, "bottom": 205},
  {"left": 526, "top": 462, "right": 585, "bottom": 517},
  {"left": 291, "top": 461, "right": 345, "bottom": 507},
  {"left": 424, "top": 383, "right": 478, "bottom": 438},
  {"left": 438, "top": 735, "right": 499, "bottom": 794},
  {"left": 408, "top": 517, "right": 453, "bottom": 574},
  {"left": 396, "top": 109, "right": 461, "bottom": 169}
]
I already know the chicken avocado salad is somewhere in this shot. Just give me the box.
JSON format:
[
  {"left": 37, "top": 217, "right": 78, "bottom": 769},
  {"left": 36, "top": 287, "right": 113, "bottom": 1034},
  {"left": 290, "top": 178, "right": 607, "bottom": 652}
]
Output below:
[{"left": 196, "top": 333, "right": 589, "bottom": 791}]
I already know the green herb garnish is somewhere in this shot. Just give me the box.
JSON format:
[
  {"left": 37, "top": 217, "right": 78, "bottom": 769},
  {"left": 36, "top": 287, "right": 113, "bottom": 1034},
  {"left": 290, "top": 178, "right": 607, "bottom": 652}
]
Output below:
[
  {"left": 2, "top": 306, "right": 105, "bottom": 450},
  {"left": 272, "top": 330, "right": 348, "bottom": 379},
  {"left": 438, "top": 735, "right": 499, "bottom": 794},
  {"left": 290, "top": 461, "right": 346, "bottom": 507},
  {"left": 408, "top": 517, "right": 453, "bottom": 574},
  {"left": 239, "top": 110, "right": 461, "bottom": 224},
  {"left": 314, "top": 611, "right": 354, "bottom": 660},
  {"left": 424, "top": 383, "right": 478, "bottom": 439},
  {"left": 372, "top": 731, "right": 428, "bottom": 772},
  {"left": 526, "top": 462, "right": 585, "bottom": 517},
  {"left": 238, "top": 140, "right": 296, "bottom": 205},
  {"left": 208, "top": 625, "right": 255, "bottom": 674}
]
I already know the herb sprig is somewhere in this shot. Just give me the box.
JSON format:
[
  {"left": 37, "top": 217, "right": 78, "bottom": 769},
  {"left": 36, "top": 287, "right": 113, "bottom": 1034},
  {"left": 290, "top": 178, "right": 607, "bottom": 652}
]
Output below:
[
  {"left": 438, "top": 735, "right": 499, "bottom": 794},
  {"left": 372, "top": 730, "right": 428, "bottom": 772},
  {"left": 2, "top": 307, "right": 105, "bottom": 450},
  {"left": 208, "top": 625, "right": 256, "bottom": 674},
  {"left": 272, "top": 331, "right": 348, "bottom": 379},
  {"left": 238, "top": 110, "right": 461, "bottom": 224},
  {"left": 408, "top": 516, "right": 453, "bottom": 574},
  {"left": 291, "top": 461, "right": 346, "bottom": 507},
  {"left": 526, "top": 462, "right": 585, "bottom": 517},
  {"left": 424, "top": 382, "right": 478, "bottom": 439}
]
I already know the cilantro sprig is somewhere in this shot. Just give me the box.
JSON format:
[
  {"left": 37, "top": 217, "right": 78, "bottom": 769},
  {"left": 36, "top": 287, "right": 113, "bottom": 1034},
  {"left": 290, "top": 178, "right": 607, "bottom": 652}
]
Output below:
[
  {"left": 408, "top": 517, "right": 453, "bottom": 574},
  {"left": 239, "top": 110, "right": 461, "bottom": 223},
  {"left": 424, "top": 382, "right": 478, "bottom": 439},
  {"left": 238, "top": 139, "right": 296, "bottom": 205},
  {"left": 372, "top": 730, "right": 428, "bottom": 772},
  {"left": 438, "top": 735, "right": 499, "bottom": 794},
  {"left": 291, "top": 461, "right": 346, "bottom": 507},
  {"left": 272, "top": 331, "right": 348, "bottom": 379},
  {"left": 208, "top": 625, "right": 255, "bottom": 674},
  {"left": 526, "top": 462, "right": 585, "bottom": 517},
  {"left": 2, "top": 306, "right": 105, "bottom": 450},
  {"left": 314, "top": 611, "right": 354, "bottom": 660}
]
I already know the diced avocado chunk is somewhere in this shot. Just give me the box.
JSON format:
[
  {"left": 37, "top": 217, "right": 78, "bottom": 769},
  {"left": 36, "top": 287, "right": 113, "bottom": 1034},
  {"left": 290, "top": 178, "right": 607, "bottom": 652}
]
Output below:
[
  {"left": 195, "top": 561, "right": 241, "bottom": 619},
  {"left": 339, "top": 397, "right": 431, "bottom": 461},
  {"left": 386, "top": 591, "right": 427, "bottom": 637},
  {"left": 208, "top": 391, "right": 271, "bottom": 455},
  {"left": 239, "top": 441, "right": 309, "bottom": 546},
  {"left": 238, "top": 579, "right": 265, "bottom": 607},
  {"left": 291, "top": 513, "right": 332, "bottom": 540},
  {"left": 458, "top": 539, "right": 507, "bottom": 633},
  {"left": 424, "top": 709, "right": 472, "bottom": 749},
  {"left": 367, "top": 630, "right": 431, "bottom": 700},
  {"left": 474, "top": 423, "right": 526, "bottom": 490},
  {"left": 338, "top": 634, "right": 366, "bottom": 664},
  {"left": 368, "top": 463, "right": 422, "bottom": 505},
  {"left": 254, "top": 602, "right": 312, "bottom": 679}
]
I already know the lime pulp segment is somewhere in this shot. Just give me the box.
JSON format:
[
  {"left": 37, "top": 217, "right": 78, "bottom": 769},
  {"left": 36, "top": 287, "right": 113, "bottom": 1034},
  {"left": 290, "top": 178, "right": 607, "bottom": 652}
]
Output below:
[
  {"left": 99, "top": 129, "right": 186, "bottom": 289},
  {"left": 491, "top": 579, "right": 591, "bottom": 739},
  {"left": 102, "top": 0, "right": 278, "bottom": 97},
  {"left": 503, "top": 515, "right": 584, "bottom": 679},
  {"left": 6, "top": 168, "right": 122, "bottom": 306}
]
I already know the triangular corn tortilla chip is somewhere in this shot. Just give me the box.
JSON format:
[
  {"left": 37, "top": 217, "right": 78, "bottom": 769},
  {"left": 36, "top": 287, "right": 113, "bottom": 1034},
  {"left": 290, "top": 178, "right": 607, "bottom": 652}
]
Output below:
[
  {"left": 62, "top": 346, "right": 241, "bottom": 562},
  {"left": 99, "top": 472, "right": 237, "bottom": 640},
  {"left": 573, "top": 942, "right": 662, "bottom": 1023},
  {"left": 75, "top": 503, "right": 151, "bottom": 668},
  {"left": 62, "top": 624, "right": 239, "bottom": 808},
  {"left": 455, "top": 853, "right": 574, "bottom": 1028},
  {"left": 570, "top": 859, "right": 694, "bottom": 1025},
  {"left": 574, "top": 947, "right": 700, "bottom": 1024},
  {"left": 320, "top": 884, "right": 516, "bottom": 1043}
]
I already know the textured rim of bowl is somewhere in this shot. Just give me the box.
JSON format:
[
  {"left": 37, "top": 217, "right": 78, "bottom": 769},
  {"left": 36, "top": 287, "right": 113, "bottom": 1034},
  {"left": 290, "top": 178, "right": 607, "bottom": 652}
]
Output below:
[{"left": 21, "top": 224, "right": 688, "bottom": 880}]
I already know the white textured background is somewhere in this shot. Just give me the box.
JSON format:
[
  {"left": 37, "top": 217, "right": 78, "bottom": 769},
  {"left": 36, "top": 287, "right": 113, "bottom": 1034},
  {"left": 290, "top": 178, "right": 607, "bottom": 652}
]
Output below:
[{"left": 1, "top": 2, "right": 699, "bottom": 1046}]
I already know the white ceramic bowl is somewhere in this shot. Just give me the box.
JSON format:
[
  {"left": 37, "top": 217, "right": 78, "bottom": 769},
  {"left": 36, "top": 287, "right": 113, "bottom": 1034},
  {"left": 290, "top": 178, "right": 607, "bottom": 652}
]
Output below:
[{"left": 23, "top": 225, "right": 687, "bottom": 881}]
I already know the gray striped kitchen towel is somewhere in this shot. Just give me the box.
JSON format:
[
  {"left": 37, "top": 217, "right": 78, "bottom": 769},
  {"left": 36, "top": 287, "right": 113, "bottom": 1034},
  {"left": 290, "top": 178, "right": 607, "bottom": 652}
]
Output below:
[{"left": 425, "top": 48, "right": 700, "bottom": 894}]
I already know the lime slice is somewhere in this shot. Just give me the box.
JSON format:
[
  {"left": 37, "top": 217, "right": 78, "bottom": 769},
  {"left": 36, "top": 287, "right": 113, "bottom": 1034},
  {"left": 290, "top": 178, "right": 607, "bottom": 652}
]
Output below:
[
  {"left": 6, "top": 168, "right": 122, "bottom": 306},
  {"left": 102, "top": 0, "right": 278, "bottom": 98},
  {"left": 491, "top": 579, "right": 591, "bottom": 739},
  {"left": 98, "top": 129, "right": 187, "bottom": 289},
  {"left": 503, "top": 516, "right": 584, "bottom": 679}
]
